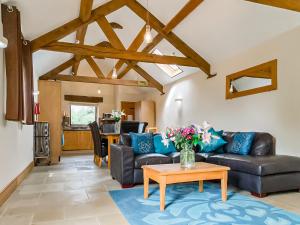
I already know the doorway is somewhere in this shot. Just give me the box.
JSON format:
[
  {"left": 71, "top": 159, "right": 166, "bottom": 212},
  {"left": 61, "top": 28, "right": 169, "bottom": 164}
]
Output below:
[{"left": 121, "top": 101, "right": 136, "bottom": 120}]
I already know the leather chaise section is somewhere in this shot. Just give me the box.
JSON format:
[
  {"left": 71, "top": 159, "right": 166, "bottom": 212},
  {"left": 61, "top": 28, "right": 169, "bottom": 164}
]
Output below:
[{"left": 207, "top": 154, "right": 300, "bottom": 176}]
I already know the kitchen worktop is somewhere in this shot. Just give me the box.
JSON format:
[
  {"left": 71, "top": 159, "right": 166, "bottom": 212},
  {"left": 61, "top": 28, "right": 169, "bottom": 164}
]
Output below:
[{"left": 63, "top": 127, "right": 90, "bottom": 131}]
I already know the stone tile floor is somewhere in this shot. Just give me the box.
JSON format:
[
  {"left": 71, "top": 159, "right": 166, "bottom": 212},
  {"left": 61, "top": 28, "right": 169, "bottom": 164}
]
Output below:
[
  {"left": 0, "top": 154, "right": 299, "bottom": 225},
  {"left": 0, "top": 155, "right": 128, "bottom": 225}
]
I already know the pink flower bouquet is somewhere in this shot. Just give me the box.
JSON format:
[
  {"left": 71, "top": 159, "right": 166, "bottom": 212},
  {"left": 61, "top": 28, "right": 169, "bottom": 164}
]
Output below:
[{"left": 161, "top": 122, "right": 212, "bottom": 151}]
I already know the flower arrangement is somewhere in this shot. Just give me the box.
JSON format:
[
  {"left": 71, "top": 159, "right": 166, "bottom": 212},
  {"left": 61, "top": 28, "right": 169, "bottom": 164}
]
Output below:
[
  {"left": 161, "top": 122, "right": 213, "bottom": 168},
  {"left": 111, "top": 110, "right": 125, "bottom": 122},
  {"left": 162, "top": 122, "right": 212, "bottom": 151}
]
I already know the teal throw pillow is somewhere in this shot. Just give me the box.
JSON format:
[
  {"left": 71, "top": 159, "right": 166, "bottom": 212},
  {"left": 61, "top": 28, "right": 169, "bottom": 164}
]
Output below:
[
  {"left": 216, "top": 130, "right": 224, "bottom": 136},
  {"left": 153, "top": 135, "right": 176, "bottom": 155},
  {"left": 129, "top": 133, "right": 154, "bottom": 155},
  {"left": 227, "top": 132, "right": 255, "bottom": 155},
  {"left": 199, "top": 128, "right": 227, "bottom": 153}
]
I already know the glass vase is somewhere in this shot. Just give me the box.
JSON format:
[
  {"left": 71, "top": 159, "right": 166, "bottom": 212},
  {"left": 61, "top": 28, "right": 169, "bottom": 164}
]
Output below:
[
  {"left": 180, "top": 145, "right": 195, "bottom": 168},
  {"left": 114, "top": 121, "right": 121, "bottom": 134}
]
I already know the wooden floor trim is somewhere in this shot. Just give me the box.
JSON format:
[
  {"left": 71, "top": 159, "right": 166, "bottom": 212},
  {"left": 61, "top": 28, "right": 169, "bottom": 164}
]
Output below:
[{"left": 0, "top": 161, "right": 34, "bottom": 206}]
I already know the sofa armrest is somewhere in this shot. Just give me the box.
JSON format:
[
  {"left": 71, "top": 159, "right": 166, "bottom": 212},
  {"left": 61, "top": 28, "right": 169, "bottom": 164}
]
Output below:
[{"left": 110, "top": 144, "right": 135, "bottom": 186}]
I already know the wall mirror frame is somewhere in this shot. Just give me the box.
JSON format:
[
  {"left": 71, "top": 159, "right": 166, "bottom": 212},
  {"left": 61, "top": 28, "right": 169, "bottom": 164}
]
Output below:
[{"left": 226, "top": 59, "right": 277, "bottom": 99}]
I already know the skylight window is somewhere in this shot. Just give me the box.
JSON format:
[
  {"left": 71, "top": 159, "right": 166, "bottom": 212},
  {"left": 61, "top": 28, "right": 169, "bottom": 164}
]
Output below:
[{"left": 152, "top": 49, "right": 183, "bottom": 78}]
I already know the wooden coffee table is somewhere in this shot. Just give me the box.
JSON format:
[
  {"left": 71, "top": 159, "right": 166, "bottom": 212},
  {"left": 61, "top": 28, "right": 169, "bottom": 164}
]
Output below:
[{"left": 142, "top": 162, "right": 230, "bottom": 211}]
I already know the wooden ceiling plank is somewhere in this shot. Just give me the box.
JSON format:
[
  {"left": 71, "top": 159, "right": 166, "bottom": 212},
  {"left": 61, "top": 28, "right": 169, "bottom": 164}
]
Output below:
[
  {"left": 85, "top": 56, "right": 105, "bottom": 78},
  {"left": 126, "top": 0, "right": 211, "bottom": 75},
  {"left": 43, "top": 74, "right": 154, "bottom": 88},
  {"left": 245, "top": 0, "right": 300, "bottom": 12},
  {"left": 39, "top": 57, "right": 76, "bottom": 80},
  {"left": 43, "top": 42, "right": 199, "bottom": 67},
  {"left": 30, "top": 0, "right": 126, "bottom": 52},
  {"left": 118, "top": 0, "right": 204, "bottom": 79},
  {"left": 72, "top": 0, "right": 94, "bottom": 75}
]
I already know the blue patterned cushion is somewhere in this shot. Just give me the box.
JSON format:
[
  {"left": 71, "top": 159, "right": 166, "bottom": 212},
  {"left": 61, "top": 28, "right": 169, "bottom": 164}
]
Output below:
[
  {"left": 153, "top": 135, "right": 176, "bottom": 155},
  {"left": 129, "top": 133, "right": 154, "bottom": 155},
  {"left": 199, "top": 128, "right": 227, "bottom": 153},
  {"left": 227, "top": 132, "right": 255, "bottom": 155}
]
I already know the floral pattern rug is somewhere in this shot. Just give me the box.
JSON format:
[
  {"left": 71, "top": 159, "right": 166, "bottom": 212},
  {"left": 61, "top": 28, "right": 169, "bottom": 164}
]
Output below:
[{"left": 109, "top": 183, "right": 300, "bottom": 225}]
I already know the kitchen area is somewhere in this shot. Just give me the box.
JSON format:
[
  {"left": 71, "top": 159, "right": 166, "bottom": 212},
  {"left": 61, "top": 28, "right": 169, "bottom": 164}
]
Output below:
[{"left": 37, "top": 80, "right": 155, "bottom": 164}]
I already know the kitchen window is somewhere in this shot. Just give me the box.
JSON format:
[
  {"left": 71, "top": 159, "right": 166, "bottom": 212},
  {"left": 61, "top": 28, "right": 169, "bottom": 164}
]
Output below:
[{"left": 70, "top": 104, "right": 97, "bottom": 127}]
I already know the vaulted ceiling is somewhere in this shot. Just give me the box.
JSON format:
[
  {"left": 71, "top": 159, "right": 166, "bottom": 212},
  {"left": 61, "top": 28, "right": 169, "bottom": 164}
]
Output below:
[{"left": 13, "top": 0, "right": 300, "bottom": 93}]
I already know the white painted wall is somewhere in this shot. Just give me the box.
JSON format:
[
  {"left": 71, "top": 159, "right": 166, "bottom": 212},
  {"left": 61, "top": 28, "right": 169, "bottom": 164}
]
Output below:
[
  {"left": 0, "top": 48, "right": 34, "bottom": 191},
  {"left": 114, "top": 86, "right": 147, "bottom": 111},
  {"left": 145, "top": 26, "right": 300, "bottom": 157},
  {"left": 61, "top": 82, "right": 116, "bottom": 119}
]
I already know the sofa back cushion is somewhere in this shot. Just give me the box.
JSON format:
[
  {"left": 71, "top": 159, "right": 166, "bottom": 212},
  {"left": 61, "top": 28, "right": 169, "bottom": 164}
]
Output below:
[
  {"left": 129, "top": 133, "right": 155, "bottom": 155},
  {"left": 222, "top": 132, "right": 275, "bottom": 156},
  {"left": 153, "top": 134, "right": 176, "bottom": 155},
  {"left": 198, "top": 128, "right": 227, "bottom": 153},
  {"left": 226, "top": 132, "right": 255, "bottom": 155}
]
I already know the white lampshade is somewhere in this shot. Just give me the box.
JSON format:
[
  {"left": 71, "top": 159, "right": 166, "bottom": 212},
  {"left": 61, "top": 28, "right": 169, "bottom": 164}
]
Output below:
[
  {"left": 144, "top": 25, "right": 153, "bottom": 44},
  {"left": 112, "top": 67, "right": 117, "bottom": 79}
]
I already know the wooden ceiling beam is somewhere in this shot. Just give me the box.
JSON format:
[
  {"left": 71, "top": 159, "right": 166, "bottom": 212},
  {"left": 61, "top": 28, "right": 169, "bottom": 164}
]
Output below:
[
  {"left": 126, "top": 0, "right": 211, "bottom": 75},
  {"left": 131, "top": 64, "right": 164, "bottom": 93},
  {"left": 118, "top": 0, "right": 204, "bottom": 79},
  {"left": 39, "top": 57, "right": 77, "bottom": 80},
  {"left": 245, "top": 0, "right": 300, "bottom": 12},
  {"left": 42, "top": 42, "right": 199, "bottom": 67},
  {"left": 79, "top": 0, "right": 94, "bottom": 22},
  {"left": 71, "top": 0, "right": 94, "bottom": 76},
  {"left": 43, "top": 74, "right": 153, "bottom": 87},
  {"left": 85, "top": 56, "right": 105, "bottom": 78},
  {"left": 97, "top": 16, "right": 125, "bottom": 49},
  {"left": 39, "top": 42, "right": 105, "bottom": 80},
  {"left": 163, "top": 0, "right": 204, "bottom": 33},
  {"left": 108, "top": 25, "right": 146, "bottom": 78},
  {"left": 30, "top": 0, "right": 126, "bottom": 52},
  {"left": 97, "top": 16, "right": 163, "bottom": 93}
]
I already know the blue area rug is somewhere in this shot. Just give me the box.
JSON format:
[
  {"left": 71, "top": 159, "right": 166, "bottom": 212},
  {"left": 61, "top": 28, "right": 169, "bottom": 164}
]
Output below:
[{"left": 109, "top": 183, "right": 300, "bottom": 225}]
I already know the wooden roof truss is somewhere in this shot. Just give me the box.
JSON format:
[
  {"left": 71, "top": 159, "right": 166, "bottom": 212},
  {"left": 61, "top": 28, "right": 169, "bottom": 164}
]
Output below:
[{"left": 34, "top": 0, "right": 300, "bottom": 94}]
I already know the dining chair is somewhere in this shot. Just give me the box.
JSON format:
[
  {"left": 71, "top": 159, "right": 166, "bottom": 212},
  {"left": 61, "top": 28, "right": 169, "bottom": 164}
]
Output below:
[
  {"left": 120, "top": 121, "right": 148, "bottom": 134},
  {"left": 88, "top": 121, "right": 108, "bottom": 167}
]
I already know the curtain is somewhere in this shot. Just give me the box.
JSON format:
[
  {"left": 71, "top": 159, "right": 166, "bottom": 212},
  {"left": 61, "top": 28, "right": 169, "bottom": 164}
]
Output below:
[
  {"left": 1, "top": 4, "right": 34, "bottom": 124},
  {"left": 1, "top": 4, "right": 23, "bottom": 121},
  {"left": 22, "top": 40, "right": 34, "bottom": 124}
]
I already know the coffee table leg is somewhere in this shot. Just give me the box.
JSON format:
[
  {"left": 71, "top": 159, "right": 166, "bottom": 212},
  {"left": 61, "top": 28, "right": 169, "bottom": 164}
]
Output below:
[
  {"left": 221, "top": 171, "right": 228, "bottom": 201},
  {"left": 199, "top": 180, "right": 203, "bottom": 192},
  {"left": 160, "top": 178, "right": 166, "bottom": 211},
  {"left": 144, "top": 170, "right": 149, "bottom": 199}
]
